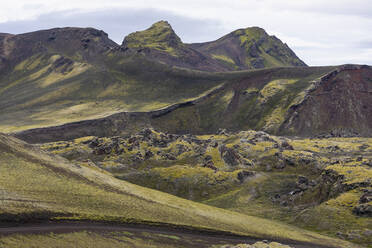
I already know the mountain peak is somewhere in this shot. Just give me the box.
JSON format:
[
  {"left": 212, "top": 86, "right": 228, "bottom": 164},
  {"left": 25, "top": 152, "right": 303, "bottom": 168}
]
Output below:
[
  {"left": 191, "top": 25, "right": 306, "bottom": 69},
  {"left": 150, "top": 20, "right": 172, "bottom": 29},
  {"left": 121, "top": 20, "right": 183, "bottom": 53},
  {"left": 235, "top": 26, "right": 266, "bottom": 34}
]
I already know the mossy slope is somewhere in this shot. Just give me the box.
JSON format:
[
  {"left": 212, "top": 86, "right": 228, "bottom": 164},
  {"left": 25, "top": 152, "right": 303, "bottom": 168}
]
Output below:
[
  {"left": 40, "top": 129, "right": 372, "bottom": 247},
  {"left": 0, "top": 133, "right": 358, "bottom": 248},
  {"left": 190, "top": 27, "right": 306, "bottom": 70}
]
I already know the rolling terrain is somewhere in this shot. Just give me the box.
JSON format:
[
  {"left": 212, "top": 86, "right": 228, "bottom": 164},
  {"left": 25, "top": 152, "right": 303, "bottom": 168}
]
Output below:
[
  {"left": 39, "top": 128, "right": 372, "bottom": 247},
  {"left": 12, "top": 64, "right": 372, "bottom": 143},
  {"left": 0, "top": 133, "right": 357, "bottom": 248},
  {"left": 0, "top": 21, "right": 371, "bottom": 248},
  {"left": 1, "top": 22, "right": 371, "bottom": 139},
  {"left": 0, "top": 21, "right": 309, "bottom": 136}
]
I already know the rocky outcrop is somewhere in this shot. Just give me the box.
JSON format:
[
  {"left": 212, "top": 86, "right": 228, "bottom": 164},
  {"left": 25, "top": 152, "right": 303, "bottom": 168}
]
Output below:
[
  {"left": 353, "top": 189, "right": 372, "bottom": 217},
  {"left": 353, "top": 204, "right": 372, "bottom": 217},
  {"left": 281, "top": 65, "right": 372, "bottom": 137}
]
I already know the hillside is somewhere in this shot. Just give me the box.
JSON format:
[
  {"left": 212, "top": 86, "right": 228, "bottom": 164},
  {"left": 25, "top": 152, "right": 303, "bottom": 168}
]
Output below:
[
  {"left": 190, "top": 27, "right": 306, "bottom": 70},
  {"left": 3, "top": 24, "right": 371, "bottom": 139},
  {"left": 0, "top": 21, "right": 371, "bottom": 248},
  {"left": 15, "top": 65, "right": 372, "bottom": 143},
  {"left": 0, "top": 133, "right": 357, "bottom": 248},
  {"left": 38, "top": 128, "right": 372, "bottom": 247}
]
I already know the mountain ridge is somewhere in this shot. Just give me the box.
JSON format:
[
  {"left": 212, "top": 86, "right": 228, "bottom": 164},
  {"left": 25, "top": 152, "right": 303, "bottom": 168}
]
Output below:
[
  {"left": 1, "top": 22, "right": 371, "bottom": 140},
  {"left": 120, "top": 20, "right": 307, "bottom": 71},
  {"left": 190, "top": 26, "right": 306, "bottom": 70}
]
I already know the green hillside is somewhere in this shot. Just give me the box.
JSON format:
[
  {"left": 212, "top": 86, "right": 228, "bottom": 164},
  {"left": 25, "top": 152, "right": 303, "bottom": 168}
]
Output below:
[
  {"left": 39, "top": 128, "right": 372, "bottom": 247},
  {"left": 11, "top": 65, "right": 337, "bottom": 143},
  {"left": 190, "top": 27, "right": 306, "bottom": 70},
  {"left": 3, "top": 25, "right": 371, "bottom": 139},
  {"left": 0, "top": 50, "right": 223, "bottom": 132},
  {"left": 0, "top": 133, "right": 358, "bottom": 247}
]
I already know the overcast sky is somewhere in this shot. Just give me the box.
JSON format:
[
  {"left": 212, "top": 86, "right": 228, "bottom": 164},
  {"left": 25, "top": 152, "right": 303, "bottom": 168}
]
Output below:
[{"left": 0, "top": 0, "right": 371, "bottom": 66}]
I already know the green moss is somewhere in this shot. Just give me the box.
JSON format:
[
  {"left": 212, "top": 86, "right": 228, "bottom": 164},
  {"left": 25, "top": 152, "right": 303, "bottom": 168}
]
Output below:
[
  {"left": 326, "top": 164, "right": 372, "bottom": 185},
  {"left": 123, "top": 21, "right": 183, "bottom": 56},
  {"left": 259, "top": 79, "right": 297, "bottom": 102},
  {"left": 211, "top": 54, "right": 236, "bottom": 65}
]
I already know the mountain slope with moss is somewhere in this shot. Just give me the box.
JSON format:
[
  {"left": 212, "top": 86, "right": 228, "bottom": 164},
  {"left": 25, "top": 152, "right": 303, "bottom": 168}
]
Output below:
[
  {"left": 39, "top": 128, "right": 372, "bottom": 247},
  {"left": 0, "top": 133, "right": 358, "bottom": 248},
  {"left": 1, "top": 24, "right": 371, "bottom": 139},
  {"left": 121, "top": 21, "right": 306, "bottom": 71},
  {"left": 190, "top": 27, "right": 306, "bottom": 70},
  {"left": 13, "top": 64, "right": 372, "bottom": 143}
]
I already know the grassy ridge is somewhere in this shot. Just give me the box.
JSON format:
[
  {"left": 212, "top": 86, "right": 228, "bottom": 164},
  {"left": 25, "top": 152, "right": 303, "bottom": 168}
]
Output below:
[
  {"left": 0, "top": 52, "right": 224, "bottom": 132},
  {"left": 0, "top": 133, "right": 358, "bottom": 247},
  {"left": 5, "top": 65, "right": 335, "bottom": 139}
]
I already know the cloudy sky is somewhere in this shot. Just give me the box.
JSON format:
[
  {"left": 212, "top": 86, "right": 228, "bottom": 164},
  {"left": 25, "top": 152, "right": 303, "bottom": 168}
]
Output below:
[{"left": 0, "top": 0, "right": 371, "bottom": 66}]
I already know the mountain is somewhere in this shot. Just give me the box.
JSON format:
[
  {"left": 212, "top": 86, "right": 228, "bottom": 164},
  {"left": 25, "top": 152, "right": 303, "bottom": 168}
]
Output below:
[
  {"left": 190, "top": 27, "right": 306, "bottom": 70},
  {"left": 121, "top": 21, "right": 229, "bottom": 71},
  {"left": 121, "top": 21, "right": 306, "bottom": 71},
  {"left": 0, "top": 133, "right": 354, "bottom": 248},
  {"left": 0, "top": 27, "right": 117, "bottom": 70},
  {"left": 13, "top": 65, "right": 372, "bottom": 143},
  {"left": 0, "top": 21, "right": 371, "bottom": 248},
  {"left": 0, "top": 23, "right": 371, "bottom": 139}
]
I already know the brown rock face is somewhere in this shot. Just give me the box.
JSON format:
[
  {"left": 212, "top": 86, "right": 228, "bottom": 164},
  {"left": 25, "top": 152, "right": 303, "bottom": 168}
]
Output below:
[{"left": 281, "top": 65, "right": 372, "bottom": 137}]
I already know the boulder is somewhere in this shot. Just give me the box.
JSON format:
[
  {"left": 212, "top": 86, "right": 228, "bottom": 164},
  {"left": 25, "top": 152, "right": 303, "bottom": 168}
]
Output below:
[
  {"left": 237, "top": 170, "right": 255, "bottom": 183},
  {"left": 220, "top": 145, "right": 241, "bottom": 166},
  {"left": 359, "top": 190, "right": 372, "bottom": 204},
  {"left": 281, "top": 140, "right": 294, "bottom": 150},
  {"left": 353, "top": 204, "right": 372, "bottom": 217}
]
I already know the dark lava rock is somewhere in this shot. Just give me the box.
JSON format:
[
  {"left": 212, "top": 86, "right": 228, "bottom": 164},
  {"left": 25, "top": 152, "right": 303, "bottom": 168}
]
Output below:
[
  {"left": 162, "top": 153, "right": 176, "bottom": 160},
  {"left": 144, "top": 150, "right": 154, "bottom": 159},
  {"left": 139, "top": 128, "right": 153, "bottom": 139},
  {"left": 220, "top": 145, "right": 240, "bottom": 166},
  {"left": 237, "top": 170, "right": 255, "bottom": 183},
  {"left": 94, "top": 144, "right": 112, "bottom": 155},
  {"left": 152, "top": 138, "right": 168, "bottom": 148},
  {"left": 210, "top": 141, "right": 219, "bottom": 148},
  {"left": 281, "top": 141, "right": 294, "bottom": 150},
  {"left": 353, "top": 204, "right": 372, "bottom": 217},
  {"left": 359, "top": 144, "right": 369, "bottom": 151},
  {"left": 253, "top": 131, "right": 273, "bottom": 142},
  {"left": 297, "top": 176, "right": 310, "bottom": 190},
  {"left": 359, "top": 190, "right": 372, "bottom": 204},
  {"left": 203, "top": 160, "right": 218, "bottom": 171},
  {"left": 217, "top": 128, "right": 229, "bottom": 135},
  {"left": 175, "top": 144, "right": 189, "bottom": 155},
  {"left": 204, "top": 155, "right": 212, "bottom": 161},
  {"left": 89, "top": 137, "right": 100, "bottom": 148},
  {"left": 284, "top": 157, "right": 296, "bottom": 166}
]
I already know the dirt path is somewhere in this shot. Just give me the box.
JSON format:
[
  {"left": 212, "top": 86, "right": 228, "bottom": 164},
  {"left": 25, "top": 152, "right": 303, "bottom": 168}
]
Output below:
[{"left": 0, "top": 221, "right": 330, "bottom": 248}]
